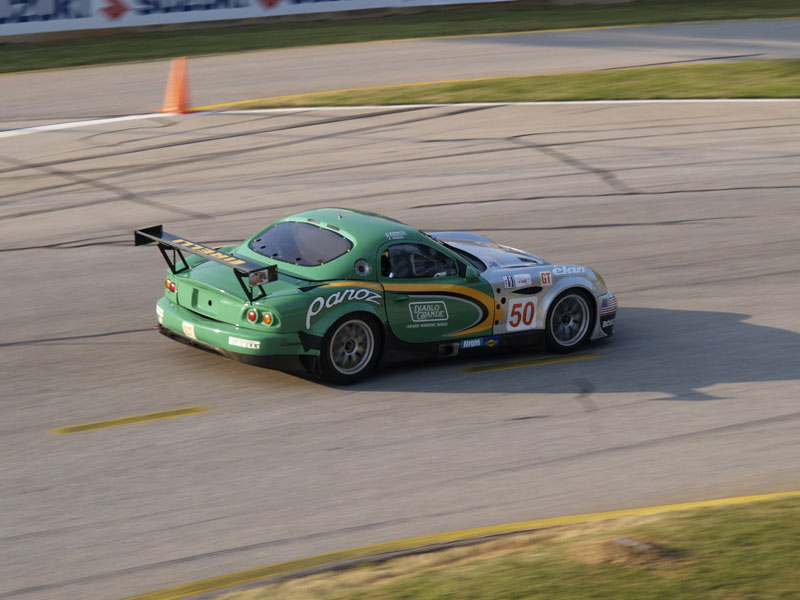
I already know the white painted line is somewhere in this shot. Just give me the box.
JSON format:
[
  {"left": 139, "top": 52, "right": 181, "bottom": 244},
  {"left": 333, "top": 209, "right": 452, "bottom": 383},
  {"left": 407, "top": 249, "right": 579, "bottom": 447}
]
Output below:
[
  {"left": 5, "top": 99, "right": 799, "bottom": 139},
  {"left": 202, "top": 98, "right": 800, "bottom": 115},
  {"left": 0, "top": 113, "right": 172, "bottom": 139}
]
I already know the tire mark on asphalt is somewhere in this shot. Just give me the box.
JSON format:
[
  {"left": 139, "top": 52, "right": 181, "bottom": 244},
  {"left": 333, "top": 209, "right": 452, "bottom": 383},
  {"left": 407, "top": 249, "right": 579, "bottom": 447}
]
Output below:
[
  {"left": 574, "top": 379, "right": 597, "bottom": 412},
  {"left": 0, "top": 106, "right": 457, "bottom": 176},
  {"left": 0, "top": 106, "right": 498, "bottom": 222},
  {"left": 403, "top": 411, "right": 800, "bottom": 492},
  {"left": 596, "top": 52, "right": 766, "bottom": 71},
  {"left": 508, "top": 134, "right": 636, "bottom": 194},
  {"left": 0, "top": 154, "right": 211, "bottom": 221},
  {"left": 411, "top": 185, "right": 800, "bottom": 209},
  {"left": 475, "top": 216, "right": 747, "bottom": 231},
  {"left": 0, "top": 328, "right": 153, "bottom": 348}
]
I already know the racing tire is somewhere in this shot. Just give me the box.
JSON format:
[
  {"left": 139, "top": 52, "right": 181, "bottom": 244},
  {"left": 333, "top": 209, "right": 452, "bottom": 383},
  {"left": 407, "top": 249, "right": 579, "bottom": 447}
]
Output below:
[
  {"left": 545, "top": 289, "right": 594, "bottom": 353},
  {"left": 320, "top": 314, "right": 382, "bottom": 384}
]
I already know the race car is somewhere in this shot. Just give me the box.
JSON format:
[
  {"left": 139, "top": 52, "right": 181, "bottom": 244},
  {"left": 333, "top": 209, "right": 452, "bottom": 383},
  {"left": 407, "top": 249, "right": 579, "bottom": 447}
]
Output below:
[{"left": 135, "top": 208, "right": 615, "bottom": 383}]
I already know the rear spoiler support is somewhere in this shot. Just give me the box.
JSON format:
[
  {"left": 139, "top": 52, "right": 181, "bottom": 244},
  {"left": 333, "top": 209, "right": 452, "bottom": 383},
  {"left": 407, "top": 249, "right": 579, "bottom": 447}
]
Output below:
[{"left": 134, "top": 225, "right": 277, "bottom": 302}]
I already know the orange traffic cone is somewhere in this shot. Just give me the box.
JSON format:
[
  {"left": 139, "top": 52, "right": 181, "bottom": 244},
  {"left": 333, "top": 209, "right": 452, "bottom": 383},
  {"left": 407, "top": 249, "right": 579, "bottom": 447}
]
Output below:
[{"left": 160, "top": 57, "right": 190, "bottom": 114}]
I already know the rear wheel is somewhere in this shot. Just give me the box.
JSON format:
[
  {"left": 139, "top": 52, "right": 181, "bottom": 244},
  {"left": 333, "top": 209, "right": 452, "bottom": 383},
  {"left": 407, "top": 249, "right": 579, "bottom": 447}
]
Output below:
[
  {"left": 545, "top": 290, "right": 593, "bottom": 353},
  {"left": 320, "top": 315, "right": 381, "bottom": 384}
]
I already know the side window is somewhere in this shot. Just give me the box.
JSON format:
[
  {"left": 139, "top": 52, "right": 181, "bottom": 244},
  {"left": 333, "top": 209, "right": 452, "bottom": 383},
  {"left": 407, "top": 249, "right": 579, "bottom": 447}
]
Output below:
[{"left": 381, "top": 244, "right": 458, "bottom": 279}]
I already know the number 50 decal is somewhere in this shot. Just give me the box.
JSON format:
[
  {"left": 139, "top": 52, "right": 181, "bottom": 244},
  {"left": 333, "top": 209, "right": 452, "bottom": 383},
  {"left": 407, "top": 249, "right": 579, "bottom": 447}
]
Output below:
[{"left": 507, "top": 298, "right": 537, "bottom": 331}]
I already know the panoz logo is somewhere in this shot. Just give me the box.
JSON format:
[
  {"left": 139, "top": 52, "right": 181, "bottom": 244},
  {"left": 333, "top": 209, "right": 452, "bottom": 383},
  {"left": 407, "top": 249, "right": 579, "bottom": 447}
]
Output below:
[
  {"left": 306, "top": 288, "right": 381, "bottom": 329},
  {"left": 409, "top": 301, "right": 448, "bottom": 323}
]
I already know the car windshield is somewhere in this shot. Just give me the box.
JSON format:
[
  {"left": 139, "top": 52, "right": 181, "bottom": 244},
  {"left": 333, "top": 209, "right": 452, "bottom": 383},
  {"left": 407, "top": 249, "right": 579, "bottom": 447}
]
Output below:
[
  {"left": 444, "top": 240, "right": 542, "bottom": 269},
  {"left": 249, "top": 221, "right": 353, "bottom": 266}
]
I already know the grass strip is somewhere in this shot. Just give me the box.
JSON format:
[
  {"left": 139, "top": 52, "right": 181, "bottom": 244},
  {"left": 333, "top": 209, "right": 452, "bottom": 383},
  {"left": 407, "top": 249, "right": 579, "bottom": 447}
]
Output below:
[
  {"left": 219, "top": 497, "right": 800, "bottom": 600},
  {"left": 234, "top": 59, "right": 800, "bottom": 107},
  {"left": 1, "top": 0, "right": 800, "bottom": 73}
]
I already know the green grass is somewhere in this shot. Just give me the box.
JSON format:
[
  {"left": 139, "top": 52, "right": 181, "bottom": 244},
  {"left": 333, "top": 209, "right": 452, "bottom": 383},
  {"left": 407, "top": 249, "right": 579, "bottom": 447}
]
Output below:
[
  {"left": 1, "top": 0, "right": 800, "bottom": 73},
  {"left": 220, "top": 497, "right": 800, "bottom": 600},
  {"left": 233, "top": 59, "right": 800, "bottom": 107}
]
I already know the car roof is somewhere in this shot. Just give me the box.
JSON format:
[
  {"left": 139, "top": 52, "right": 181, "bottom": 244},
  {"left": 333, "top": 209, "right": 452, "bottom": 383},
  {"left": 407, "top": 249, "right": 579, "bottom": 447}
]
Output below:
[{"left": 274, "top": 208, "right": 428, "bottom": 249}]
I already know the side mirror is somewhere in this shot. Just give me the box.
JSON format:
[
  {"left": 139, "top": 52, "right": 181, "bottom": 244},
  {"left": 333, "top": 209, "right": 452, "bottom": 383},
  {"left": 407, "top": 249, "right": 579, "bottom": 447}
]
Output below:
[{"left": 465, "top": 266, "right": 480, "bottom": 282}]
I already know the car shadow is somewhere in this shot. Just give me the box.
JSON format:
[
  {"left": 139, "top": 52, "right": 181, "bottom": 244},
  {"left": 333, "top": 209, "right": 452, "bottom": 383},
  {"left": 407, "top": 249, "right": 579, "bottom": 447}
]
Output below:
[{"left": 344, "top": 307, "right": 800, "bottom": 400}]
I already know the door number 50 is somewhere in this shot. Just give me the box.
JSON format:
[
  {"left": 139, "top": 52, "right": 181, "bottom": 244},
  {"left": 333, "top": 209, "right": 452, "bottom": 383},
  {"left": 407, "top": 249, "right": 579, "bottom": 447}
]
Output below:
[{"left": 507, "top": 298, "right": 537, "bottom": 331}]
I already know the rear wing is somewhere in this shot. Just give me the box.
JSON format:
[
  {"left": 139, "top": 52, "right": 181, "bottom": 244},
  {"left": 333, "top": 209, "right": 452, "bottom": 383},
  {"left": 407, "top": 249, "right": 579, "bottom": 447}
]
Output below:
[{"left": 134, "top": 225, "right": 277, "bottom": 301}]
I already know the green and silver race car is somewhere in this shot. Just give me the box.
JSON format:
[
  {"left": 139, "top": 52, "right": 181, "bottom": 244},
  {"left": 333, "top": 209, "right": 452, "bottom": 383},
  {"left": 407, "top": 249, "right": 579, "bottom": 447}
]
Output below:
[{"left": 135, "top": 208, "right": 615, "bottom": 383}]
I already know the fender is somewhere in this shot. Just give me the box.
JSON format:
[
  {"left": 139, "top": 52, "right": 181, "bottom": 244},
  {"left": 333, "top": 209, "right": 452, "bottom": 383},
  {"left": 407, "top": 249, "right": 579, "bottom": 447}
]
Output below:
[{"left": 537, "top": 278, "right": 598, "bottom": 331}]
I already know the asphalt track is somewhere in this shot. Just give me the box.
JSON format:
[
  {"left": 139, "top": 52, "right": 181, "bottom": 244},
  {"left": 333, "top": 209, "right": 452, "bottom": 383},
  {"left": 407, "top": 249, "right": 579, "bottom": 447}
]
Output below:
[
  {"left": 2, "top": 18, "right": 800, "bottom": 126},
  {"left": 2, "top": 20, "right": 800, "bottom": 600}
]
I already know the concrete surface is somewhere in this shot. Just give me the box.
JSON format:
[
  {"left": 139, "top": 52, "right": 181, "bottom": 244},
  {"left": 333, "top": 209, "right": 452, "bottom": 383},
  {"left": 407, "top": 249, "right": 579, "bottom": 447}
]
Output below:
[{"left": 1, "top": 100, "right": 799, "bottom": 599}]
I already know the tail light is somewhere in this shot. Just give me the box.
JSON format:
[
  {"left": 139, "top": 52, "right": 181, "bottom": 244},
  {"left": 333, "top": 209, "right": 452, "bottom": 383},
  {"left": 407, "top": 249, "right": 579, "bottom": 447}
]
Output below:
[
  {"left": 165, "top": 278, "right": 176, "bottom": 293},
  {"left": 262, "top": 313, "right": 273, "bottom": 325},
  {"left": 247, "top": 309, "right": 258, "bottom": 323}
]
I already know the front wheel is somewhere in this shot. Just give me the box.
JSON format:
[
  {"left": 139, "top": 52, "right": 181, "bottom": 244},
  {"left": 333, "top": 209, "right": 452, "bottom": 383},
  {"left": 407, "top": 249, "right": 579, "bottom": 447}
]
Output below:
[
  {"left": 320, "top": 315, "right": 381, "bottom": 384},
  {"left": 545, "top": 290, "right": 593, "bottom": 353}
]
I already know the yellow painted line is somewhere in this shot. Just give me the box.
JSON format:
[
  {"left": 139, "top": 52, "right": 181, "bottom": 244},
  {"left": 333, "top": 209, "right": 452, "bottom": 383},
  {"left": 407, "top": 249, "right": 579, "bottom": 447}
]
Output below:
[
  {"left": 464, "top": 352, "right": 600, "bottom": 373},
  {"left": 51, "top": 407, "right": 209, "bottom": 434},
  {"left": 123, "top": 490, "right": 800, "bottom": 600},
  {"left": 191, "top": 74, "right": 521, "bottom": 111}
]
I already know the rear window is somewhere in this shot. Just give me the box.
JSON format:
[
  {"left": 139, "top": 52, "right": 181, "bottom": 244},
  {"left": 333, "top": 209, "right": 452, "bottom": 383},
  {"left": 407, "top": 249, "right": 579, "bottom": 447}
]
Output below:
[{"left": 249, "top": 221, "right": 353, "bottom": 266}]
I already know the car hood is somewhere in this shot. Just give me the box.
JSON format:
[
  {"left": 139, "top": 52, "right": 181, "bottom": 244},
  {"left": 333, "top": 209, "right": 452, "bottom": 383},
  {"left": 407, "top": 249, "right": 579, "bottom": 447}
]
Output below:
[{"left": 443, "top": 239, "right": 547, "bottom": 269}]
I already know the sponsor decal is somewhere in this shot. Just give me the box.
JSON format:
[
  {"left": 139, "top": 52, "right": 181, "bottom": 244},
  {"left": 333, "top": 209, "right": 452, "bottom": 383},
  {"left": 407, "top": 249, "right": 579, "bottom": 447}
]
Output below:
[
  {"left": 601, "top": 295, "right": 618, "bottom": 316},
  {"left": 409, "top": 301, "right": 448, "bottom": 323},
  {"left": 182, "top": 321, "right": 196, "bottom": 339},
  {"left": 385, "top": 231, "right": 406, "bottom": 240},
  {"left": 552, "top": 265, "right": 587, "bottom": 275},
  {"left": 601, "top": 318, "right": 615, "bottom": 329},
  {"left": 0, "top": 0, "right": 91, "bottom": 23},
  {"left": 513, "top": 273, "right": 532, "bottom": 288},
  {"left": 540, "top": 271, "right": 552, "bottom": 286},
  {"left": 134, "top": 0, "right": 247, "bottom": 16},
  {"left": 228, "top": 336, "right": 261, "bottom": 350},
  {"left": 502, "top": 275, "right": 514, "bottom": 289},
  {"left": 305, "top": 288, "right": 381, "bottom": 329},
  {"left": 506, "top": 297, "right": 536, "bottom": 332},
  {"left": 156, "top": 305, "right": 164, "bottom": 325},
  {"left": 171, "top": 239, "right": 246, "bottom": 265},
  {"left": 101, "top": 0, "right": 128, "bottom": 19},
  {"left": 460, "top": 335, "right": 500, "bottom": 350}
]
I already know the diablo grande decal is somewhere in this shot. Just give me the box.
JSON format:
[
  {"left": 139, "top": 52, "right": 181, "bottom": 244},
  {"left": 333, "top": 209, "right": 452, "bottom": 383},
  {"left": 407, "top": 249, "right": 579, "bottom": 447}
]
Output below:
[{"left": 306, "top": 288, "right": 381, "bottom": 329}]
